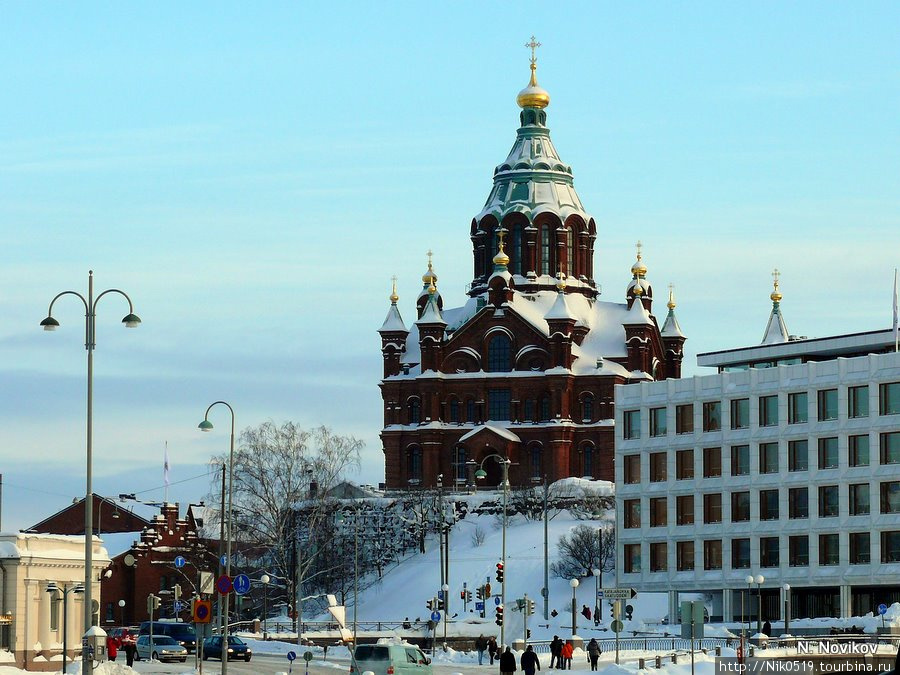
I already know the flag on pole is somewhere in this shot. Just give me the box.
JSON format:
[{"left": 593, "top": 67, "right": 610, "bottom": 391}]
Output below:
[
  {"left": 164, "top": 441, "right": 170, "bottom": 486},
  {"left": 894, "top": 268, "right": 898, "bottom": 352}
]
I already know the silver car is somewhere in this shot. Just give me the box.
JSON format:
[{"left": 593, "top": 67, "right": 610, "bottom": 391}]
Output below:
[{"left": 135, "top": 634, "right": 188, "bottom": 662}]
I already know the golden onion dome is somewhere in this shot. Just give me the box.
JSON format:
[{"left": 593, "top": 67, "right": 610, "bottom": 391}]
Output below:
[
  {"left": 389, "top": 276, "right": 399, "bottom": 304},
  {"left": 493, "top": 230, "right": 510, "bottom": 267},
  {"left": 667, "top": 284, "right": 676, "bottom": 310},
  {"left": 517, "top": 63, "right": 550, "bottom": 109},
  {"left": 770, "top": 267, "right": 782, "bottom": 302},
  {"left": 631, "top": 241, "right": 647, "bottom": 278},
  {"left": 422, "top": 250, "right": 437, "bottom": 284},
  {"left": 633, "top": 281, "right": 643, "bottom": 297}
]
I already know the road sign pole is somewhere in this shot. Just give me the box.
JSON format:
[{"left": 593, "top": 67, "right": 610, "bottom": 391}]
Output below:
[
  {"left": 615, "top": 600, "right": 620, "bottom": 665},
  {"left": 523, "top": 594, "right": 528, "bottom": 646}
]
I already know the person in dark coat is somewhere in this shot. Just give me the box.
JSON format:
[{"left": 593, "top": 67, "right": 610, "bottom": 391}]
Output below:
[
  {"left": 500, "top": 646, "right": 517, "bottom": 675},
  {"left": 762, "top": 620, "right": 772, "bottom": 637},
  {"left": 587, "top": 638, "right": 601, "bottom": 671},
  {"left": 549, "top": 635, "right": 563, "bottom": 669},
  {"left": 487, "top": 636, "right": 499, "bottom": 665},
  {"left": 521, "top": 645, "right": 541, "bottom": 675},
  {"left": 581, "top": 604, "right": 592, "bottom": 621},
  {"left": 123, "top": 641, "right": 137, "bottom": 667},
  {"left": 476, "top": 634, "right": 488, "bottom": 665}
]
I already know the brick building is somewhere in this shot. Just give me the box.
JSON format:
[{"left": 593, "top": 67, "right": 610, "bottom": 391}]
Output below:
[{"left": 379, "top": 58, "right": 686, "bottom": 489}]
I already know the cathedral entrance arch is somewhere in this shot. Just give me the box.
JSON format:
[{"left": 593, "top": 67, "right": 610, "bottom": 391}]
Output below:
[{"left": 475, "top": 448, "right": 505, "bottom": 487}]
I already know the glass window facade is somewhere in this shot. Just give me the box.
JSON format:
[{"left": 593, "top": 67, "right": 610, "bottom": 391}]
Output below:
[
  {"left": 676, "top": 404, "right": 694, "bottom": 434},
  {"left": 818, "top": 437, "right": 838, "bottom": 469},
  {"left": 676, "top": 449, "right": 694, "bottom": 480},
  {"left": 817, "top": 388, "right": 838, "bottom": 421},
  {"left": 788, "top": 392, "right": 808, "bottom": 424},
  {"left": 703, "top": 401, "right": 722, "bottom": 432},
  {"left": 731, "top": 398, "right": 749, "bottom": 429},
  {"left": 650, "top": 406, "right": 667, "bottom": 437},
  {"left": 623, "top": 410, "right": 640, "bottom": 439},
  {"left": 850, "top": 435, "right": 870, "bottom": 467},
  {"left": 849, "top": 385, "right": 869, "bottom": 418},
  {"left": 760, "top": 395, "right": 779, "bottom": 426},
  {"left": 731, "top": 445, "right": 749, "bottom": 476},
  {"left": 788, "top": 439, "right": 808, "bottom": 472}
]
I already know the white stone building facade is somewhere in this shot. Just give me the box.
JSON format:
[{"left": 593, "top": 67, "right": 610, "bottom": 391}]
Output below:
[{"left": 615, "top": 350, "right": 900, "bottom": 625}]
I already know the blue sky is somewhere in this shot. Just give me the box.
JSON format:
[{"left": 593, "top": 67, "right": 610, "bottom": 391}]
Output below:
[{"left": 1, "top": 2, "right": 898, "bottom": 530}]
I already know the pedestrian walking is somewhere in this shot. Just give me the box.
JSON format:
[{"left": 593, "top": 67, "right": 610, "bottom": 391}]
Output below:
[
  {"left": 549, "top": 635, "right": 562, "bottom": 669},
  {"left": 521, "top": 644, "right": 541, "bottom": 675},
  {"left": 500, "top": 646, "right": 517, "bottom": 675},
  {"left": 587, "top": 638, "right": 601, "bottom": 671},
  {"left": 123, "top": 641, "right": 136, "bottom": 667},
  {"left": 488, "top": 636, "right": 499, "bottom": 665},
  {"left": 561, "top": 640, "right": 574, "bottom": 670},
  {"left": 476, "top": 634, "right": 488, "bottom": 665}
]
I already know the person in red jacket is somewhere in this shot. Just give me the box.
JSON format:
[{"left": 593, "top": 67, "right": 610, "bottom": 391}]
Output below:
[
  {"left": 561, "top": 641, "right": 574, "bottom": 670},
  {"left": 106, "top": 634, "right": 118, "bottom": 661}
]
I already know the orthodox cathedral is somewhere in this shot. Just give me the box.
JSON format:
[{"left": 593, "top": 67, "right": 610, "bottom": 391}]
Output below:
[{"left": 378, "top": 46, "right": 686, "bottom": 489}]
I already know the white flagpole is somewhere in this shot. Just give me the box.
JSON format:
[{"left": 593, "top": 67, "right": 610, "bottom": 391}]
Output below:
[
  {"left": 894, "top": 268, "right": 898, "bottom": 353},
  {"left": 164, "top": 441, "right": 170, "bottom": 503}
]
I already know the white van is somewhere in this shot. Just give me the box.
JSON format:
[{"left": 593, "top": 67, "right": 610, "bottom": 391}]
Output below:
[{"left": 351, "top": 643, "right": 432, "bottom": 675}]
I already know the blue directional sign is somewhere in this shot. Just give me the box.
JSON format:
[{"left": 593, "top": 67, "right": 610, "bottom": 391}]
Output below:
[
  {"left": 174, "top": 601, "right": 184, "bottom": 613},
  {"left": 431, "top": 611, "right": 441, "bottom": 622},
  {"left": 233, "top": 573, "right": 251, "bottom": 595},
  {"left": 495, "top": 596, "right": 501, "bottom": 606},
  {"left": 475, "top": 602, "right": 485, "bottom": 611},
  {"left": 220, "top": 555, "right": 228, "bottom": 567},
  {"left": 437, "top": 590, "right": 444, "bottom": 600},
  {"left": 174, "top": 555, "right": 186, "bottom": 569},
  {"left": 879, "top": 604, "right": 888, "bottom": 615},
  {"left": 287, "top": 651, "right": 297, "bottom": 662}
]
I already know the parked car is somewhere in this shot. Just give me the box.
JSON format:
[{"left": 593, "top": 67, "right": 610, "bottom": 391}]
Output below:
[
  {"left": 203, "top": 635, "right": 252, "bottom": 662},
  {"left": 108, "top": 627, "right": 138, "bottom": 646},
  {"left": 351, "top": 643, "right": 432, "bottom": 675},
  {"left": 135, "top": 635, "right": 187, "bottom": 662},
  {"left": 139, "top": 620, "right": 197, "bottom": 653}
]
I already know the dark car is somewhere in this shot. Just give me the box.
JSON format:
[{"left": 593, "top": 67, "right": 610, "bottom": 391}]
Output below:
[
  {"left": 203, "top": 635, "right": 253, "bottom": 662},
  {"left": 139, "top": 621, "right": 197, "bottom": 653}
]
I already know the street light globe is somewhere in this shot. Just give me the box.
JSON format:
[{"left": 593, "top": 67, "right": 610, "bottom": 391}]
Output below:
[
  {"left": 442, "top": 584, "right": 449, "bottom": 592},
  {"left": 570, "top": 578, "right": 579, "bottom": 589},
  {"left": 783, "top": 583, "right": 791, "bottom": 592},
  {"left": 755, "top": 574, "right": 765, "bottom": 585},
  {"left": 745, "top": 575, "right": 754, "bottom": 584},
  {"left": 118, "top": 600, "right": 125, "bottom": 608},
  {"left": 261, "top": 574, "right": 270, "bottom": 585},
  {"left": 591, "top": 568, "right": 601, "bottom": 577}
]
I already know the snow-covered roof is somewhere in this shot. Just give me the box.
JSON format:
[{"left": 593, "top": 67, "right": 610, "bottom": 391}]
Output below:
[
  {"left": 661, "top": 308, "right": 685, "bottom": 338},
  {"left": 544, "top": 290, "right": 576, "bottom": 322},
  {"left": 622, "top": 297, "right": 653, "bottom": 326},
  {"left": 379, "top": 303, "right": 407, "bottom": 333},
  {"left": 459, "top": 423, "right": 522, "bottom": 444},
  {"left": 762, "top": 302, "right": 789, "bottom": 345}
]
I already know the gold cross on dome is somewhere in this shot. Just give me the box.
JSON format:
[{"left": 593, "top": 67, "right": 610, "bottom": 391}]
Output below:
[
  {"left": 772, "top": 267, "right": 780, "bottom": 286},
  {"left": 525, "top": 36, "right": 541, "bottom": 65},
  {"left": 636, "top": 240, "right": 643, "bottom": 260},
  {"left": 426, "top": 249, "right": 433, "bottom": 269}
]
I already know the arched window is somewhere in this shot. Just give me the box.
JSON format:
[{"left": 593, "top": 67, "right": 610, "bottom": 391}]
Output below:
[
  {"left": 448, "top": 398, "right": 460, "bottom": 424},
  {"left": 582, "top": 394, "right": 594, "bottom": 423},
  {"left": 509, "top": 226, "right": 521, "bottom": 274},
  {"left": 407, "top": 446, "right": 423, "bottom": 483},
  {"left": 566, "top": 227, "right": 574, "bottom": 276},
  {"left": 530, "top": 444, "right": 543, "bottom": 480},
  {"left": 523, "top": 399, "right": 534, "bottom": 423},
  {"left": 408, "top": 397, "right": 421, "bottom": 425},
  {"left": 583, "top": 444, "right": 594, "bottom": 478},
  {"left": 540, "top": 224, "right": 551, "bottom": 275},
  {"left": 540, "top": 395, "right": 551, "bottom": 421},
  {"left": 487, "top": 333, "right": 512, "bottom": 372},
  {"left": 466, "top": 398, "right": 476, "bottom": 424},
  {"left": 455, "top": 446, "right": 467, "bottom": 483}
]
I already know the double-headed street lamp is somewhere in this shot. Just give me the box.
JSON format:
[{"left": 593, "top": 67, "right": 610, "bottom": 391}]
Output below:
[
  {"left": 47, "top": 582, "right": 85, "bottom": 674},
  {"left": 473, "top": 454, "right": 510, "bottom": 646},
  {"left": 748, "top": 574, "right": 765, "bottom": 635},
  {"left": 198, "top": 401, "right": 235, "bottom": 675},
  {"left": 41, "top": 271, "right": 140, "bottom": 675}
]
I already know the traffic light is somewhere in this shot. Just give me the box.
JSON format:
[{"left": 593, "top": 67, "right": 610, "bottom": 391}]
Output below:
[
  {"left": 526, "top": 629, "right": 531, "bottom": 640},
  {"left": 625, "top": 604, "right": 634, "bottom": 621},
  {"left": 466, "top": 591, "right": 473, "bottom": 603},
  {"left": 460, "top": 590, "right": 466, "bottom": 600},
  {"left": 173, "top": 584, "right": 182, "bottom": 602},
  {"left": 426, "top": 598, "right": 434, "bottom": 610},
  {"left": 495, "top": 561, "right": 504, "bottom": 583},
  {"left": 476, "top": 586, "right": 484, "bottom": 600},
  {"left": 147, "top": 595, "right": 160, "bottom": 613},
  {"left": 526, "top": 599, "right": 536, "bottom": 616},
  {"left": 438, "top": 597, "right": 446, "bottom": 611},
  {"left": 485, "top": 583, "right": 492, "bottom": 596},
  {"left": 495, "top": 604, "right": 504, "bottom": 626}
]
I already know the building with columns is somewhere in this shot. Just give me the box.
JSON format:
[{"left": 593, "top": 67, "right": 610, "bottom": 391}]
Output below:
[
  {"left": 615, "top": 278, "right": 900, "bottom": 623},
  {"left": 379, "top": 53, "right": 686, "bottom": 490},
  {"left": 0, "top": 533, "right": 110, "bottom": 670}
]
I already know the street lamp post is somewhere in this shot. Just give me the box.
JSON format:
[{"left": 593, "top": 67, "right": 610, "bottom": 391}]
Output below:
[
  {"left": 41, "top": 271, "right": 140, "bottom": 675},
  {"left": 441, "top": 583, "right": 449, "bottom": 645},
  {"left": 755, "top": 574, "right": 765, "bottom": 636},
  {"left": 745, "top": 575, "right": 754, "bottom": 637},
  {"left": 591, "top": 568, "right": 601, "bottom": 625},
  {"left": 118, "top": 599, "right": 125, "bottom": 626},
  {"left": 783, "top": 584, "right": 791, "bottom": 638},
  {"left": 198, "top": 401, "right": 236, "bottom": 675},
  {"left": 260, "top": 575, "right": 270, "bottom": 640},
  {"left": 569, "top": 578, "right": 579, "bottom": 639},
  {"left": 47, "top": 582, "right": 85, "bottom": 674},
  {"left": 474, "top": 454, "right": 510, "bottom": 646}
]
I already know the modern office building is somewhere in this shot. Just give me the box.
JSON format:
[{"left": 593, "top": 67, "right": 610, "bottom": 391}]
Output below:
[{"left": 615, "top": 281, "right": 900, "bottom": 623}]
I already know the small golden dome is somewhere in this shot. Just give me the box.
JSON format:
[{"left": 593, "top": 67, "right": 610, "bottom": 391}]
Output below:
[
  {"left": 770, "top": 267, "right": 782, "bottom": 302},
  {"left": 631, "top": 240, "right": 647, "bottom": 278},
  {"left": 493, "top": 230, "right": 510, "bottom": 267},
  {"left": 633, "top": 281, "right": 643, "bottom": 297},
  {"left": 390, "top": 276, "right": 399, "bottom": 304},
  {"left": 667, "top": 284, "right": 676, "bottom": 310},
  {"left": 556, "top": 271, "right": 567, "bottom": 291},
  {"left": 422, "top": 250, "right": 438, "bottom": 284},
  {"left": 517, "top": 64, "right": 551, "bottom": 109}
]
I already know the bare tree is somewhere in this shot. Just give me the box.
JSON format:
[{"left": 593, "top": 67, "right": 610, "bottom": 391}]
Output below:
[
  {"left": 471, "top": 526, "right": 486, "bottom": 548},
  {"left": 550, "top": 523, "right": 615, "bottom": 581},
  {"left": 206, "top": 422, "right": 362, "bottom": 621}
]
